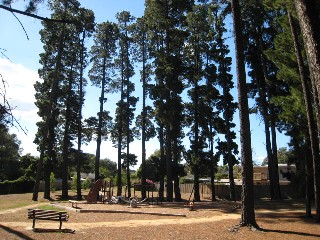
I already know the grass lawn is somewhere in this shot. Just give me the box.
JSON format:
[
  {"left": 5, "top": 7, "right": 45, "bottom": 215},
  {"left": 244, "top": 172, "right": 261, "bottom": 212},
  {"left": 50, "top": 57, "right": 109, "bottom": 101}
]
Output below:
[{"left": 0, "top": 190, "right": 86, "bottom": 211}]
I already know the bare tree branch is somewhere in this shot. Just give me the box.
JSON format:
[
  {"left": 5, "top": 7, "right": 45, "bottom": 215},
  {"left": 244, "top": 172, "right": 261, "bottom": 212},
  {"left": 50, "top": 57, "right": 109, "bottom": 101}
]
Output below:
[
  {"left": 0, "top": 48, "right": 11, "bottom": 61},
  {"left": 0, "top": 4, "right": 74, "bottom": 24},
  {"left": 10, "top": 10, "right": 30, "bottom": 40},
  {"left": 0, "top": 73, "right": 28, "bottom": 135}
]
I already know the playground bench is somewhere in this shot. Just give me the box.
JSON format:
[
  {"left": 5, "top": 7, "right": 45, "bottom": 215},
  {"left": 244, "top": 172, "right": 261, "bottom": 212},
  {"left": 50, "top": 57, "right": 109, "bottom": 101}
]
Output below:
[
  {"left": 69, "top": 200, "right": 80, "bottom": 208},
  {"left": 28, "top": 209, "right": 69, "bottom": 229}
]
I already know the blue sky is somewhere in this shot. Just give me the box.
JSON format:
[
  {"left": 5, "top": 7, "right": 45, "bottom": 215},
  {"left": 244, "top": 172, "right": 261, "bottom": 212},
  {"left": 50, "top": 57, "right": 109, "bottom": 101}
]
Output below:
[{"left": 0, "top": 0, "right": 289, "bottom": 167}]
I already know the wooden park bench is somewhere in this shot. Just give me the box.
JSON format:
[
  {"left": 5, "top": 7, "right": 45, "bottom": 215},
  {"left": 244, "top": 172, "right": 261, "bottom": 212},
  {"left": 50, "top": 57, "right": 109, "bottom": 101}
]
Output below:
[{"left": 28, "top": 209, "right": 69, "bottom": 230}]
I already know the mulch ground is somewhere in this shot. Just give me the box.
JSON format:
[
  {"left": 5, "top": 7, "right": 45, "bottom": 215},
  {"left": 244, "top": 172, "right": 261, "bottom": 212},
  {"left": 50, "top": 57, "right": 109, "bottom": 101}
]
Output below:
[{"left": 0, "top": 196, "right": 319, "bottom": 240}]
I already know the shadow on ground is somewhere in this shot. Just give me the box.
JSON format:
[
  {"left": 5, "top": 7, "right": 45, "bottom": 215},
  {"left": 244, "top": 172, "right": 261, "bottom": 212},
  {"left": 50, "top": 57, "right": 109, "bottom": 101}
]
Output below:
[{"left": 0, "top": 224, "right": 34, "bottom": 240}]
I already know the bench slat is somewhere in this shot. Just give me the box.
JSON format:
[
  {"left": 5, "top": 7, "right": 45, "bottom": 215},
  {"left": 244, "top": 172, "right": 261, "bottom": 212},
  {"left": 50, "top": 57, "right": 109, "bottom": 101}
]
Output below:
[
  {"left": 28, "top": 209, "right": 69, "bottom": 229},
  {"left": 28, "top": 214, "right": 68, "bottom": 219},
  {"left": 28, "top": 209, "right": 67, "bottom": 214},
  {"left": 28, "top": 209, "right": 65, "bottom": 214},
  {"left": 28, "top": 211, "right": 67, "bottom": 218},
  {"left": 29, "top": 217, "right": 68, "bottom": 222}
]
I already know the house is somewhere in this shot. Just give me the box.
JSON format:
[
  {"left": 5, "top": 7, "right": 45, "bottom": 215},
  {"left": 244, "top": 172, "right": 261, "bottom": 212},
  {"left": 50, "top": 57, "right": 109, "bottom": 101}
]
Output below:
[
  {"left": 253, "top": 164, "right": 296, "bottom": 185},
  {"left": 79, "top": 173, "right": 95, "bottom": 181}
]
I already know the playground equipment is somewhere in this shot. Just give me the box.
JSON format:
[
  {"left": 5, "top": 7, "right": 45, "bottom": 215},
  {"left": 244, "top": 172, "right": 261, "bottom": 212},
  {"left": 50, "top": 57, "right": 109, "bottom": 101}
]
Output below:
[
  {"left": 86, "top": 179, "right": 150, "bottom": 207},
  {"left": 133, "top": 180, "right": 158, "bottom": 204},
  {"left": 86, "top": 179, "right": 113, "bottom": 203},
  {"left": 108, "top": 196, "right": 147, "bottom": 208}
]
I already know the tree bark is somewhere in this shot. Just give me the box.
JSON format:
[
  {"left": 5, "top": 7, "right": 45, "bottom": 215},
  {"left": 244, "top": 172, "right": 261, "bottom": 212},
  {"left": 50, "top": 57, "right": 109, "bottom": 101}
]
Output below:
[
  {"left": 76, "top": 30, "right": 86, "bottom": 201},
  {"left": 228, "top": 159, "right": 236, "bottom": 201},
  {"left": 117, "top": 52, "right": 125, "bottom": 197},
  {"left": 61, "top": 65, "right": 74, "bottom": 199},
  {"left": 166, "top": 124, "right": 173, "bottom": 202},
  {"left": 294, "top": 0, "right": 320, "bottom": 221},
  {"left": 95, "top": 57, "right": 107, "bottom": 181},
  {"left": 270, "top": 116, "right": 281, "bottom": 200},
  {"left": 158, "top": 124, "right": 165, "bottom": 202},
  {"left": 209, "top": 122, "right": 216, "bottom": 201},
  {"left": 231, "top": 0, "right": 258, "bottom": 228},
  {"left": 288, "top": 10, "right": 319, "bottom": 218},
  {"left": 141, "top": 41, "right": 147, "bottom": 199}
]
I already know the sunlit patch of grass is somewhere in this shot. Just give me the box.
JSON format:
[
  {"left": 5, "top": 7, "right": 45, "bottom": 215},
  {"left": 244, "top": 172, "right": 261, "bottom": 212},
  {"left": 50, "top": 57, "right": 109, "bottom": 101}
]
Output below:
[{"left": 38, "top": 205, "right": 66, "bottom": 211}]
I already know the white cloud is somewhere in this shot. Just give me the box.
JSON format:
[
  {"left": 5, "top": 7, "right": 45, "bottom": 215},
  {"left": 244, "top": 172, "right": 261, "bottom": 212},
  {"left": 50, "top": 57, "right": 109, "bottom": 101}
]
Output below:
[
  {"left": 0, "top": 58, "right": 40, "bottom": 155},
  {"left": 0, "top": 59, "right": 39, "bottom": 106},
  {"left": 0, "top": 58, "right": 160, "bottom": 166}
]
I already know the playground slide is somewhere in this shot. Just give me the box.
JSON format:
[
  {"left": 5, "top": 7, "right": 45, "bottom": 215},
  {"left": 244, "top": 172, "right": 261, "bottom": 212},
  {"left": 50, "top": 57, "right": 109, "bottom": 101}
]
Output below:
[{"left": 86, "top": 179, "right": 104, "bottom": 203}]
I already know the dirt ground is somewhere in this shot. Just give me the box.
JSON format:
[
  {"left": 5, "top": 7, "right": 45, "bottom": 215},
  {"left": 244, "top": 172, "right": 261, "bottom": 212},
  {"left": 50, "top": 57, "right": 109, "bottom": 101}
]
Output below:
[{"left": 0, "top": 193, "right": 319, "bottom": 240}]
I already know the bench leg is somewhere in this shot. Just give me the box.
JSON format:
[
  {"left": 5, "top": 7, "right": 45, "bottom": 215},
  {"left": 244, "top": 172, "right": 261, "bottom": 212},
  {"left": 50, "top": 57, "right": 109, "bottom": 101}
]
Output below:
[
  {"left": 32, "top": 219, "right": 35, "bottom": 228},
  {"left": 59, "top": 213, "right": 62, "bottom": 229}
]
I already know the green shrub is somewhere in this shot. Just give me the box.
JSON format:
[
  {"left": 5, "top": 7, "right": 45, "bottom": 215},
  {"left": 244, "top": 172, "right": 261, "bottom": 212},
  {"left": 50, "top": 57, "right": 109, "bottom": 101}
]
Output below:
[
  {"left": 0, "top": 177, "right": 34, "bottom": 194},
  {"left": 71, "top": 174, "right": 77, "bottom": 191},
  {"left": 50, "top": 172, "right": 56, "bottom": 192},
  {"left": 82, "top": 178, "right": 91, "bottom": 190}
]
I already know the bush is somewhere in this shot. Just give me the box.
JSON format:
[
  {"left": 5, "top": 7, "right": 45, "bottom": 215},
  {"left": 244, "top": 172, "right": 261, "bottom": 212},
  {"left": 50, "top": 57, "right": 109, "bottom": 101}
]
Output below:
[
  {"left": 0, "top": 177, "right": 34, "bottom": 194},
  {"left": 82, "top": 178, "right": 91, "bottom": 190},
  {"left": 50, "top": 172, "right": 56, "bottom": 192},
  {"left": 71, "top": 174, "right": 77, "bottom": 191}
]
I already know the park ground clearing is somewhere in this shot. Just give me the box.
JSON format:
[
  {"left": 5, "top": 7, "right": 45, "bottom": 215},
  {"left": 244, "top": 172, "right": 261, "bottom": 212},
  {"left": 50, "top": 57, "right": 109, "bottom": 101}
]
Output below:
[{"left": 0, "top": 192, "right": 319, "bottom": 240}]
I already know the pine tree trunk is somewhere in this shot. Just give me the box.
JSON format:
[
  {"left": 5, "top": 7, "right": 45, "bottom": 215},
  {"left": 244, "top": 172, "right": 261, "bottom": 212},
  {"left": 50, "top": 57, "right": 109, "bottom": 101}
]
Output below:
[
  {"left": 43, "top": 164, "right": 51, "bottom": 199},
  {"left": 173, "top": 174, "right": 181, "bottom": 202},
  {"left": 141, "top": 56, "right": 147, "bottom": 199},
  {"left": 61, "top": 68, "right": 74, "bottom": 199},
  {"left": 270, "top": 117, "right": 282, "bottom": 200},
  {"left": 77, "top": 30, "right": 86, "bottom": 201},
  {"left": 117, "top": 55, "right": 125, "bottom": 197},
  {"left": 288, "top": 9, "right": 319, "bottom": 218},
  {"left": 209, "top": 125, "right": 216, "bottom": 201},
  {"left": 140, "top": 28, "right": 147, "bottom": 199},
  {"left": 117, "top": 136, "right": 122, "bottom": 197},
  {"left": 126, "top": 145, "right": 131, "bottom": 198},
  {"left": 294, "top": 0, "right": 320, "bottom": 221},
  {"left": 193, "top": 166, "right": 200, "bottom": 202},
  {"left": 305, "top": 143, "right": 314, "bottom": 217},
  {"left": 210, "top": 167, "right": 216, "bottom": 201},
  {"left": 159, "top": 124, "right": 165, "bottom": 202},
  {"left": 95, "top": 58, "right": 106, "bottom": 181},
  {"left": 228, "top": 159, "right": 236, "bottom": 201},
  {"left": 231, "top": 0, "right": 258, "bottom": 228},
  {"left": 193, "top": 84, "right": 200, "bottom": 202},
  {"left": 32, "top": 148, "right": 44, "bottom": 201},
  {"left": 250, "top": 24, "right": 280, "bottom": 200},
  {"left": 166, "top": 126, "right": 173, "bottom": 202},
  {"left": 173, "top": 140, "right": 181, "bottom": 202}
]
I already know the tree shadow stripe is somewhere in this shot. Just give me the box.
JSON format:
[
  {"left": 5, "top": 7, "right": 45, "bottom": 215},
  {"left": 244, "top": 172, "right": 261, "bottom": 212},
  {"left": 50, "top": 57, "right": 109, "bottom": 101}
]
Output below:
[
  {"left": 261, "top": 228, "right": 320, "bottom": 238},
  {"left": 0, "top": 224, "right": 34, "bottom": 240}
]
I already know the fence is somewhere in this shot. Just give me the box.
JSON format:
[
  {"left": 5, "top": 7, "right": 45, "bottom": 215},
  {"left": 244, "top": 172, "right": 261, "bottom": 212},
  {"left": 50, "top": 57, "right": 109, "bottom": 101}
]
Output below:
[
  {"left": 177, "top": 183, "right": 295, "bottom": 200},
  {"left": 38, "top": 181, "right": 296, "bottom": 200}
]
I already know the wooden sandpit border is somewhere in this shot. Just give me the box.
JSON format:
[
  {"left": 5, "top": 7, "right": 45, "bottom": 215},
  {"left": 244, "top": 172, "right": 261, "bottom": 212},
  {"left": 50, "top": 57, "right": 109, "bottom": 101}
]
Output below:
[{"left": 50, "top": 203, "right": 186, "bottom": 217}]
